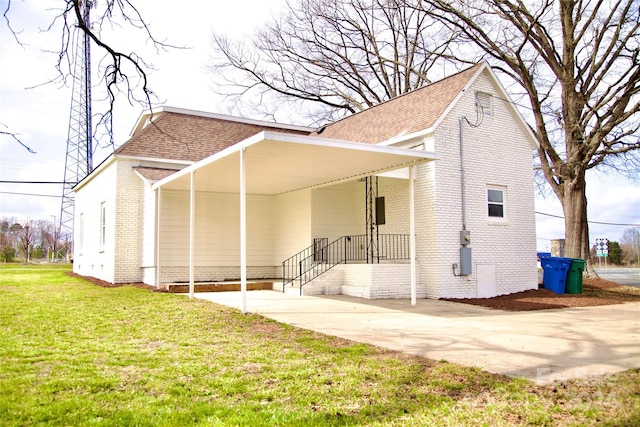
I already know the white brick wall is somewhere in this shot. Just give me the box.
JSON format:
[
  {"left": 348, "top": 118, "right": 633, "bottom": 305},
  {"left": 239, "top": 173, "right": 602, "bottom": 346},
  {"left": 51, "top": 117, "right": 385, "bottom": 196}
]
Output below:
[
  {"left": 113, "top": 159, "right": 144, "bottom": 283},
  {"left": 74, "top": 157, "right": 146, "bottom": 284},
  {"left": 73, "top": 160, "right": 118, "bottom": 283},
  {"left": 338, "top": 263, "right": 426, "bottom": 299},
  {"left": 377, "top": 178, "right": 411, "bottom": 235},
  {"left": 412, "top": 71, "right": 538, "bottom": 298}
]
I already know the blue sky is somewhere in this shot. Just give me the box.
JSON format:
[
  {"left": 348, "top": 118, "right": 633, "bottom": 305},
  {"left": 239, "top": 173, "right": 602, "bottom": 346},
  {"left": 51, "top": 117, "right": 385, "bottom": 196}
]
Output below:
[{"left": 1, "top": 0, "right": 638, "bottom": 250}]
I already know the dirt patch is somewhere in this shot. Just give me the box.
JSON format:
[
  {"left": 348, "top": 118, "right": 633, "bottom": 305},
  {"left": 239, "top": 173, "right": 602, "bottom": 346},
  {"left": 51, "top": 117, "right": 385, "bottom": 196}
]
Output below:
[{"left": 444, "top": 277, "right": 640, "bottom": 311}]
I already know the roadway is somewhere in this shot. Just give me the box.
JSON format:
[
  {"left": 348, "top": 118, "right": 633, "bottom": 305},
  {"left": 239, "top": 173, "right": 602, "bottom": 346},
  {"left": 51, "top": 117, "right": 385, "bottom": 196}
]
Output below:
[{"left": 594, "top": 268, "right": 640, "bottom": 287}]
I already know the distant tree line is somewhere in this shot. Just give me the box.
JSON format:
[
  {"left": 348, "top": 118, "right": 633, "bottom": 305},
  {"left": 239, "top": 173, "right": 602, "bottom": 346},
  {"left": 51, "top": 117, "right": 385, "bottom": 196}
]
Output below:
[{"left": 0, "top": 217, "right": 69, "bottom": 263}]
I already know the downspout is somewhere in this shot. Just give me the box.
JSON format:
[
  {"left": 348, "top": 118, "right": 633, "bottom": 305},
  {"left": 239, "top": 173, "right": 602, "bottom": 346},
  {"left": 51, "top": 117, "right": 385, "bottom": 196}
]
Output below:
[
  {"left": 459, "top": 117, "right": 467, "bottom": 232},
  {"left": 455, "top": 116, "right": 472, "bottom": 276}
]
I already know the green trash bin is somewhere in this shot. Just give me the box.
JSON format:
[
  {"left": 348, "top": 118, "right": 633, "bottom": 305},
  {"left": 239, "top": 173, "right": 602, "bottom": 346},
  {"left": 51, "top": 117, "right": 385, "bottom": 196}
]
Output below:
[{"left": 566, "top": 259, "right": 585, "bottom": 294}]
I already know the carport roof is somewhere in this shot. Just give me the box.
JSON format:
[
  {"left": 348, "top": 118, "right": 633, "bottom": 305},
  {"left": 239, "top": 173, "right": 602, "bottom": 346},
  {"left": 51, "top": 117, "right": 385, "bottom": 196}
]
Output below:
[{"left": 152, "top": 131, "right": 437, "bottom": 194}]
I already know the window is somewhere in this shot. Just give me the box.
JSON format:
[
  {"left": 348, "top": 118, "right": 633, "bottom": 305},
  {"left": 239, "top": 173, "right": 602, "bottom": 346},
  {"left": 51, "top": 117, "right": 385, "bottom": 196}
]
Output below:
[
  {"left": 487, "top": 188, "right": 505, "bottom": 218},
  {"left": 475, "top": 91, "right": 492, "bottom": 117},
  {"left": 78, "top": 213, "right": 84, "bottom": 254},
  {"left": 100, "top": 202, "right": 106, "bottom": 247}
]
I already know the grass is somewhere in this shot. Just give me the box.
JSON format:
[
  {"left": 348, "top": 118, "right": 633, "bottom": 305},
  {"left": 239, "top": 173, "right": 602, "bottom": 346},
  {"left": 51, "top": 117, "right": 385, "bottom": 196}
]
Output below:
[{"left": 1, "top": 264, "right": 639, "bottom": 426}]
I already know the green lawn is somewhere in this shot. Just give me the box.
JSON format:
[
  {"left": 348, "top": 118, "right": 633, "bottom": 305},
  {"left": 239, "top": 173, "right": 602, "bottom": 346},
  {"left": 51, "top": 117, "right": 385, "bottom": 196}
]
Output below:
[{"left": 1, "top": 264, "right": 638, "bottom": 426}]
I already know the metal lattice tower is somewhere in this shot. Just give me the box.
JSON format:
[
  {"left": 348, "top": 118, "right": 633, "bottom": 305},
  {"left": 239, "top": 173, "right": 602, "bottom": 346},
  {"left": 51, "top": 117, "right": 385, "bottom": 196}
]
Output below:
[{"left": 60, "top": 1, "right": 93, "bottom": 244}]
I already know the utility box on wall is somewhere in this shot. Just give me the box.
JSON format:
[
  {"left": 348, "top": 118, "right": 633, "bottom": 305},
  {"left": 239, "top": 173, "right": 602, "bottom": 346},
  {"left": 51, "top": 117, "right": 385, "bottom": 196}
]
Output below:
[
  {"left": 460, "top": 247, "right": 472, "bottom": 275},
  {"left": 375, "top": 197, "right": 385, "bottom": 225},
  {"left": 460, "top": 230, "right": 471, "bottom": 246},
  {"left": 477, "top": 264, "right": 497, "bottom": 298}
]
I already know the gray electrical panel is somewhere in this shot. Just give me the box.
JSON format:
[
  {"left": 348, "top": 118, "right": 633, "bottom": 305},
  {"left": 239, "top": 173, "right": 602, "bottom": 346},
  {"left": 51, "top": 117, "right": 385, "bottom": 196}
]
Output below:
[{"left": 460, "top": 247, "right": 472, "bottom": 275}]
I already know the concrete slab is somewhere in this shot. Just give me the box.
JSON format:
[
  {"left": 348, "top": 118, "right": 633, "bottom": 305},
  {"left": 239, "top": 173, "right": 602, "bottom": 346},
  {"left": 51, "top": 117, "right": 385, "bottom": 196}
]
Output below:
[{"left": 192, "top": 290, "right": 640, "bottom": 384}]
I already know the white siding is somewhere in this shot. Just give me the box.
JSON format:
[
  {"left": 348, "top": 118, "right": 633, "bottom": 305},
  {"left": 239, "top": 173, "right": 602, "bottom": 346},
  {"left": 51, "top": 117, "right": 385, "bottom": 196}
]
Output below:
[
  {"left": 159, "top": 190, "right": 276, "bottom": 267},
  {"left": 311, "top": 182, "right": 361, "bottom": 242},
  {"left": 274, "top": 189, "right": 312, "bottom": 262}
]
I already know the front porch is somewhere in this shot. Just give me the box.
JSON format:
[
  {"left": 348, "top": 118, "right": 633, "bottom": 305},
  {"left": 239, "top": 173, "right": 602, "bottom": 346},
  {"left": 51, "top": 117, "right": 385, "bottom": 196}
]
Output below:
[
  {"left": 284, "top": 262, "right": 425, "bottom": 299},
  {"left": 150, "top": 132, "right": 437, "bottom": 312},
  {"left": 163, "top": 262, "right": 423, "bottom": 300},
  {"left": 161, "top": 280, "right": 276, "bottom": 293}
]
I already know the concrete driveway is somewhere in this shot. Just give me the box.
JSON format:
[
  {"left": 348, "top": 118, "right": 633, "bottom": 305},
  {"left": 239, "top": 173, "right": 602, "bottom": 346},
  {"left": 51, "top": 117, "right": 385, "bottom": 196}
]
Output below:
[{"left": 193, "top": 290, "right": 640, "bottom": 384}]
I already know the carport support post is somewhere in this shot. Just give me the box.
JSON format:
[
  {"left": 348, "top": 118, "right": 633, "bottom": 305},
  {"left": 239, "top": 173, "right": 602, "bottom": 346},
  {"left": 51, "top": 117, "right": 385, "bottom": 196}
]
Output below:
[
  {"left": 240, "top": 147, "right": 247, "bottom": 314},
  {"left": 409, "top": 164, "right": 417, "bottom": 306},
  {"left": 155, "top": 187, "right": 162, "bottom": 289},
  {"left": 189, "top": 170, "right": 195, "bottom": 299}
]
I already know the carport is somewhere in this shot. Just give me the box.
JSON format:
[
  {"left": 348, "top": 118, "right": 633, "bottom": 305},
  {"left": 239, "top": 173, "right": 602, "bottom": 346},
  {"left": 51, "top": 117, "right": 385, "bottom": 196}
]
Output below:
[{"left": 152, "top": 131, "right": 437, "bottom": 313}]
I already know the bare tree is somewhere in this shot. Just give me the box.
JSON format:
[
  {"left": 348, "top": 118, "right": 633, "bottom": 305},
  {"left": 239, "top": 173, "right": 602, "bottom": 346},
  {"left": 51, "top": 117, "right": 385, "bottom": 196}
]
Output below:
[
  {"left": 40, "top": 218, "right": 62, "bottom": 262},
  {"left": 620, "top": 227, "right": 640, "bottom": 267},
  {"left": 2, "top": 0, "right": 177, "bottom": 150},
  {"left": 209, "top": 0, "right": 456, "bottom": 124},
  {"left": 13, "top": 219, "right": 37, "bottom": 263},
  {"left": 1, "top": 218, "right": 19, "bottom": 262},
  {"left": 419, "top": 0, "right": 640, "bottom": 272},
  {"left": 0, "top": 124, "right": 36, "bottom": 153}
]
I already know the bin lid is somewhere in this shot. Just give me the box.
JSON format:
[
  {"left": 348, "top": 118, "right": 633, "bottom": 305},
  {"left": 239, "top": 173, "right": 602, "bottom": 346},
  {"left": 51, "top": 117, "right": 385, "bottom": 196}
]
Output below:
[{"left": 548, "top": 257, "right": 573, "bottom": 264}]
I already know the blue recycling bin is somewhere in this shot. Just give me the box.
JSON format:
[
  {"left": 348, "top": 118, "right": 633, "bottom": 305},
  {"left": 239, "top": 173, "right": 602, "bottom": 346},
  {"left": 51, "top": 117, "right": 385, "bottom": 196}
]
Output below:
[
  {"left": 537, "top": 252, "right": 551, "bottom": 261},
  {"left": 541, "top": 257, "right": 572, "bottom": 294},
  {"left": 537, "top": 252, "right": 551, "bottom": 286}
]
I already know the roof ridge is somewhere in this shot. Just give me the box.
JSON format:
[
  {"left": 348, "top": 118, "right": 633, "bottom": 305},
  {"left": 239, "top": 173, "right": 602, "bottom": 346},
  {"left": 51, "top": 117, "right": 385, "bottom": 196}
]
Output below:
[{"left": 154, "top": 106, "right": 315, "bottom": 133}]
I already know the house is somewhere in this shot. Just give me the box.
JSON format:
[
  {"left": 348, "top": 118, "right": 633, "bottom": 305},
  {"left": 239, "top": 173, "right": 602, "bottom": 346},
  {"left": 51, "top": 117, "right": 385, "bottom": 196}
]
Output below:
[{"left": 72, "top": 62, "right": 539, "bottom": 305}]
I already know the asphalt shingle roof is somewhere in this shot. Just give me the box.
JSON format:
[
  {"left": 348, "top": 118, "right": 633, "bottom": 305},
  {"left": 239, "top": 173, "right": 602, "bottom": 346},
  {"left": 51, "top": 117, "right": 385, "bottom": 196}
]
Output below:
[
  {"left": 115, "top": 112, "right": 311, "bottom": 162},
  {"left": 116, "top": 64, "right": 481, "bottom": 163},
  {"left": 312, "top": 63, "right": 482, "bottom": 144},
  {"left": 132, "top": 166, "right": 182, "bottom": 182}
]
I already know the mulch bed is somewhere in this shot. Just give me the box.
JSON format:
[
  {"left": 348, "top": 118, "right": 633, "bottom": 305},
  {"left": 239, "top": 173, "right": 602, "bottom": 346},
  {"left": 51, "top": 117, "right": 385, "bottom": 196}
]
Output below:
[
  {"left": 66, "top": 272, "right": 164, "bottom": 292},
  {"left": 444, "top": 277, "right": 640, "bottom": 311}
]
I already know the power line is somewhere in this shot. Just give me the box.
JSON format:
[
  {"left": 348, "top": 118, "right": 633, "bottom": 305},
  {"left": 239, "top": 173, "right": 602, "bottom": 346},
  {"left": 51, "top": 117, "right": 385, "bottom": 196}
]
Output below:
[
  {"left": 0, "top": 191, "right": 61, "bottom": 198},
  {"left": 0, "top": 181, "right": 73, "bottom": 184},
  {"left": 535, "top": 211, "right": 640, "bottom": 227}
]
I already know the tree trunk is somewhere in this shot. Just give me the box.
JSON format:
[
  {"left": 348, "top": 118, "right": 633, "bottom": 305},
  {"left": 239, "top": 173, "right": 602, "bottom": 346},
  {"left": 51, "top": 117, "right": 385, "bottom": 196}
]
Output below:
[{"left": 560, "top": 171, "right": 596, "bottom": 275}]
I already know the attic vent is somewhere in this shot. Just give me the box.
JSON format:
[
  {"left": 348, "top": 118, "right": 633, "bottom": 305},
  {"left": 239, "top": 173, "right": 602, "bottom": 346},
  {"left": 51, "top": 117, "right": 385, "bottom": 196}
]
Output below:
[{"left": 475, "top": 91, "right": 492, "bottom": 117}]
